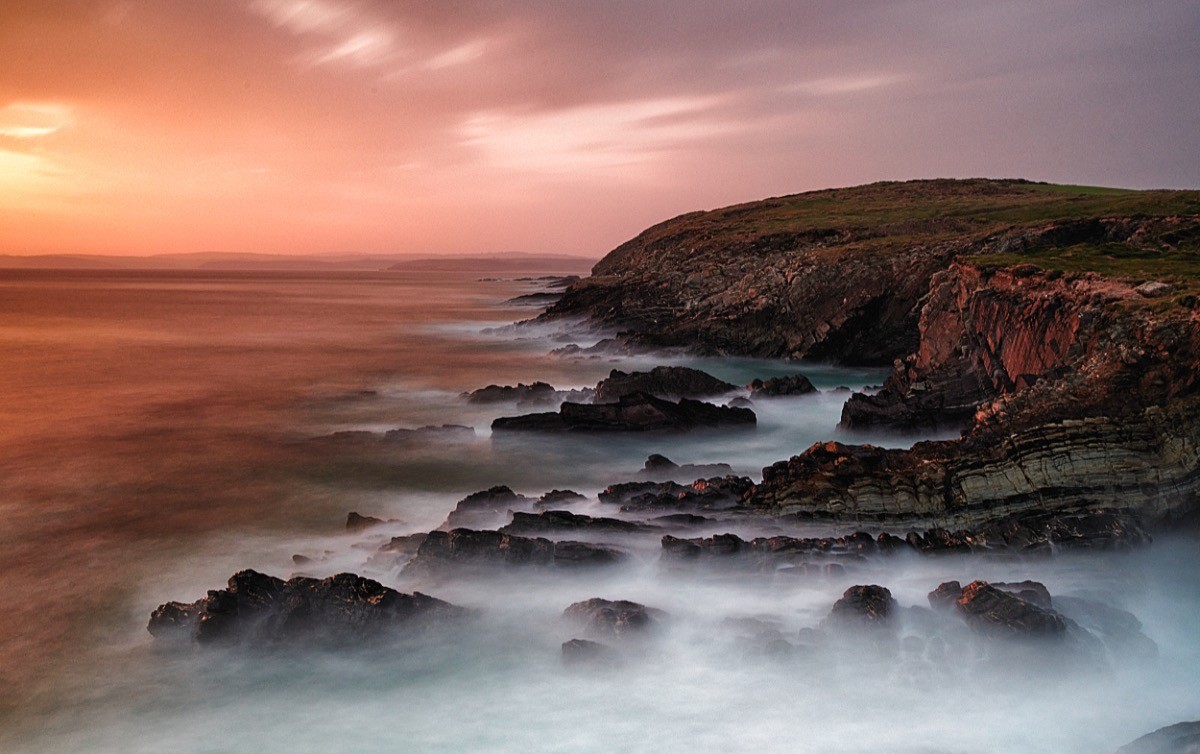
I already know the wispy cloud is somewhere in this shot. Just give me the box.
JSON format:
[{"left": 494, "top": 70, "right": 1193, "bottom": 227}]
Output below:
[
  {"left": 248, "top": 0, "right": 400, "bottom": 68},
  {"left": 0, "top": 102, "right": 73, "bottom": 140}
]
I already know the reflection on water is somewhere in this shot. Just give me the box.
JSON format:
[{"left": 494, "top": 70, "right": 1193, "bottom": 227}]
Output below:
[{"left": 1, "top": 269, "right": 1195, "bottom": 753}]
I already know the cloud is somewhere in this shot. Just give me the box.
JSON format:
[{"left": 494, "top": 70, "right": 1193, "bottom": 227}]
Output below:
[
  {"left": 0, "top": 102, "right": 73, "bottom": 139},
  {"left": 248, "top": 0, "right": 400, "bottom": 68}
]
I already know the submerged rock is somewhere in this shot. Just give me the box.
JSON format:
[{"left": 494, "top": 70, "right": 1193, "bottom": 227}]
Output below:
[
  {"left": 561, "top": 638, "right": 616, "bottom": 667},
  {"left": 563, "top": 598, "right": 665, "bottom": 638},
  {"left": 492, "top": 392, "right": 756, "bottom": 433},
  {"left": 401, "top": 529, "right": 625, "bottom": 576},
  {"left": 148, "top": 570, "right": 463, "bottom": 646},
  {"left": 593, "top": 366, "right": 737, "bottom": 402}
]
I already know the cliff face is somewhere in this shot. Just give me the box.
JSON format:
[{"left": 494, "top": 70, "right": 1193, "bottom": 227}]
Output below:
[{"left": 548, "top": 179, "right": 1200, "bottom": 527}]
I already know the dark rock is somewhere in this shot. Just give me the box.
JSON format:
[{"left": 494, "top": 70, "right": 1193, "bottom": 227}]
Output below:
[
  {"left": 536, "top": 489, "right": 588, "bottom": 508},
  {"left": 563, "top": 598, "right": 665, "bottom": 637},
  {"left": 955, "top": 580, "right": 1067, "bottom": 638},
  {"left": 636, "top": 454, "right": 734, "bottom": 482},
  {"left": 644, "top": 454, "right": 678, "bottom": 471},
  {"left": 500, "top": 510, "right": 653, "bottom": 536},
  {"left": 593, "top": 366, "right": 737, "bottom": 402},
  {"left": 748, "top": 374, "right": 817, "bottom": 398},
  {"left": 378, "top": 532, "right": 428, "bottom": 555},
  {"left": 493, "top": 392, "right": 755, "bottom": 433},
  {"left": 442, "top": 485, "right": 534, "bottom": 530},
  {"left": 662, "top": 530, "right": 876, "bottom": 571},
  {"left": 991, "top": 581, "right": 1054, "bottom": 610},
  {"left": 826, "top": 585, "right": 897, "bottom": 629},
  {"left": 148, "top": 570, "right": 463, "bottom": 646},
  {"left": 727, "top": 397, "right": 755, "bottom": 409},
  {"left": 649, "top": 513, "right": 712, "bottom": 527},
  {"left": 1118, "top": 721, "right": 1200, "bottom": 753},
  {"left": 600, "top": 475, "right": 755, "bottom": 512},
  {"left": 927, "top": 581, "right": 963, "bottom": 610},
  {"left": 561, "top": 638, "right": 616, "bottom": 667},
  {"left": 464, "top": 382, "right": 558, "bottom": 404},
  {"left": 401, "top": 529, "right": 624, "bottom": 576},
  {"left": 346, "top": 512, "right": 387, "bottom": 533},
  {"left": 291, "top": 554, "right": 312, "bottom": 565}
]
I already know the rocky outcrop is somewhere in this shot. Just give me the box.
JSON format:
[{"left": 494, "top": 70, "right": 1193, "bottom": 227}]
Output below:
[
  {"left": 148, "top": 570, "right": 464, "bottom": 646},
  {"left": 599, "top": 475, "right": 755, "bottom": 512},
  {"left": 636, "top": 454, "right": 734, "bottom": 482},
  {"left": 951, "top": 580, "right": 1068, "bottom": 638},
  {"left": 401, "top": 529, "right": 625, "bottom": 576},
  {"left": 492, "top": 392, "right": 755, "bottom": 433},
  {"left": 442, "top": 485, "right": 534, "bottom": 530},
  {"left": 825, "top": 585, "right": 897, "bottom": 630},
  {"left": 499, "top": 510, "right": 654, "bottom": 537},
  {"left": 593, "top": 366, "right": 736, "bottom": 402}
]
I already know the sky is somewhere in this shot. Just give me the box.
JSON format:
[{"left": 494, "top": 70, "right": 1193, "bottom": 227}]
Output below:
[{"left": 1, "top": 0, "right": 1198, "bottom": 257}]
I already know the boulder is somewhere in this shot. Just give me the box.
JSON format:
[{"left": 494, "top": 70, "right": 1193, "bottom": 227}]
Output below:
[
  {"left": 826, "top": 585, "right": 897, "bottom": 629},
  {"left": 500, "top": 510, "right": 653, "bottom": 537},
  {"left": 748, "top": 374, "right": 817, "bottom": 398},
  {"left": 536, "top": 489, "right": 588, "bottom": 508},
  {"left": 148, "top": 570, "right": 463, "bottom": 646},
  {"left": 954, "top": 580, "right": 1067, "bottom": 638},
  {"left": 563, "top": 598, "right": 665, "bottom": 637},
  {"left": 593, "top": 366, "right": 737, "bottom": 402},
  {"left": 927, "top": 581, "right": 964, "bottom": 610}
]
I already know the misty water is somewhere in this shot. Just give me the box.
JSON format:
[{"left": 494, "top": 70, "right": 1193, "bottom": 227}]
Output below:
[{"left": 1, "top": 268, "right": 1196, "bottom": 753}]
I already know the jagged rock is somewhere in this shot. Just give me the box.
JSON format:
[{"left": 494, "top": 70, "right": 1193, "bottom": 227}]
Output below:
[
  {"left": 927, "top": 581, "right": 963, "bottom": 610},
  {"left": 148, "top": 570, "right": 463, "bottom": 645},
  {"left": 492, "top": 392, "right": 755, "bottom": 433},
  {"left": 561, "top": 638, "right": 616, "bottom": 667},
  {"left": 1118, "top": 721, "right": 1200, "bottom": 753},
  {"left": 661, "top": 531, "right": 875, "bottom": 571},
  {"left": 378, "top": 532, "right": 428, "bottom": 555},
  {"left": 401, "top": 529, "right": 624, "bottom": 576},
  {"left": 500, "top": 510, "right": 653, "bottom": 536},
  {"left": 600, "top": 475, "right": 754, "bottom": 512},
  {"left": 563, "top": 598, "right": 665, "bottom": 637},
  {"left": 464, "top": 382, "right": 558, "bottom": 404},
  {"left": 536, "top": 489, "right": 588, "bottom": 508},
  {"left": 593, "top": 366, "right": 736, "bottom": 402},
  {"left": 636, "top": 454, "right": 734, "bottom": 482},
  {"left": 826, "top": 585, "right": 897, "bottom": 629},
  {"left": 955, "top": 580, "right": 1067, "bottom": 638},
  {"left": 346, "top": 512, "right": 386, "bottom": 533},
  {"left": 442, "top": 485, "right": 534, "bottom": 530},
  {"left": 991, "top": 581, "right": 1053, "bottom": 610},
  {"left": 1134, "top": 281, "right": 1172, "bottom": 298},
  {"left": 748, "top": 374, "right": 817, "bottom": 398}
]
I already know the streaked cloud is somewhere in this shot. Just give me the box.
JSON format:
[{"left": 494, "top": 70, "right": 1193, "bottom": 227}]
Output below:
[{"left": 0, "top": 102, "right": 74, "bottom": 140}]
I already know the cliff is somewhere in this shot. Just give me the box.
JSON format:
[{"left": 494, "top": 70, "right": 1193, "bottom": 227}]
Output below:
[{"left": 546, "top": 179, "right": 1200, "bottom": 527}]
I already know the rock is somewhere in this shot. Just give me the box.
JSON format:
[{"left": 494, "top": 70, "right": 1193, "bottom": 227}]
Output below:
[
  {"left": 600, "top": 475, "right": 755, "bottom": 512},
  {"left": 563, "top": 598, "right": 665, "bottom": 637},
  {"left": 500, "top": 510, "right": 653, "bottom": 536},
  {"left": 492, "top": 392, "right": 756, "bottom": 433},
  {"left": 927, "top": 581, "right": 963, "bottom": 610},
  {"left": 346, "top": 512, "right": 386, "bottom": 533},
  {"left": 464, "top": 382, "right": 558, "bottom": 404},
  {"left": 1135, "top": 281, "right": 1173, "bottom": 298},
  {"left": 1054, "top": 595, "right": 1158, "bottom": 658},
  {"left": 991, "top": 581, "right": 1053, "bottom": 610},
  {"left": 536, "top": 489, "right": 588, "bottom": 508},
  {"left": 593, "top": 366, "right": 737, "bottom": 402},
  {"left": 148, "top": 570, "right": 463, "bottom": 646},
  {"left": 954, "top": 580, "right": 1067, "bottom": 638},
  {"left": 636, "top": 454, "right": 735, "bottom": 482},
  {"left": 649, "top": 513, "right": 712, "bottom": 527},
  {"left": 662, "top": 530, "right": 877, "bottom": 571},
  {"left": 826, "top": 585, "right": 897, "bottom": 629},
  {"left": 727, "top": 397, "right": 754, "bottom": 409},
  {"left": 378, "top": 532, "right": 428, "bottom": 555},
  {"left": 401, "top": 529, "right": 624, "bottom": 576},
  {"left": 442, "top": 485, "right": 534, "bottom": 530},
  {"left": 748, "top": 374, "right": 817, "bottom": 398},
  {"left": 561, "top": 638, "right": 616, "bottom": 667},
  {"left": 1118, "top": 721, "right": 1200, "bottom": 753}
]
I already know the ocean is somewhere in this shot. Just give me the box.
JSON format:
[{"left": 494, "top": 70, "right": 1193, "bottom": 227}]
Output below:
[{"left": 0, "top": 267, "right": 1196, "bottom": 753}]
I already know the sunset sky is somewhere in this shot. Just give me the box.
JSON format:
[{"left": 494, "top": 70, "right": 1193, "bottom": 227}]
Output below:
[{"left": 2, "top": 0, "right": 1198, "bottom": 257}]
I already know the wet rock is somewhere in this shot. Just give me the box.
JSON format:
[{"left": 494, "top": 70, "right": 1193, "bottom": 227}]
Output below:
[
  {"left": 442, "top": 485, "right": 534, "bottom": 530},
  {"left": 649, "top": 513, "right": 712, "bottom": 527},
  {"left": 500, "top": 510, "right": 653, "bottom": 537},
  {"left": 826, "top": 585, "right": 897, "bottom": 629},
  {"left": 464, "top": 382, "right": 558, "bottom": 404},
  {"left": 927, "top": 580, "right": 963, "bottom": 610},
  {"left": 636, "top": 454, "right": 735, "bottom": 482},
  {"left": 148, "top": 570, "right": 464, "bottom": 646},
  {"left": 593, "top": 366, "right": 736, "bottom": 402},
  {"left": 563, "top": 598, "right": 665, "bottom": 637},
  {"left": 401, "top": 529, "right": 624, "bottom": 576},
  {"left": 561, "top": 638, "right": 617, "bottom": 667},
  {"left": 600, "top": 475, "right": 755, "bottom": 512},
  {"left": 346, "top": 512, "right": 387, "bottom": 533},
  {"left": 991, "top": 581, "right": 1053, "bottom": 610},
  {"left": 661, "top": 531, "right": 875, "bottom": 571},
  {"left": 378, "top": 532, "right": 428, "bottom": 555},
  {"left": 493, "top": 392, "right": 756, "bottom": 433},
  {"left": 748, "top": 374, "right": 817, "bottom": 398},
  {"left": 1118, "top": 720, "right": 1200, "bottom": 753},
  {"left": 536, "top": 489, "right": 588, "bottom": 508},
  {"left": 955, "top": 580, "right": 1067, "bottom": 638}
]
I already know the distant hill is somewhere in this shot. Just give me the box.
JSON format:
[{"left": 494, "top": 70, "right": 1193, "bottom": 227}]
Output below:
[{"left": 386, "top": 254, "right": 595, "bottom": 274}]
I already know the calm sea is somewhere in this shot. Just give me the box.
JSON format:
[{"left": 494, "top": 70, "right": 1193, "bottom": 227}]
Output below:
[{"left": 1, "top": 268, "right": 1195, "bottom": 753}]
